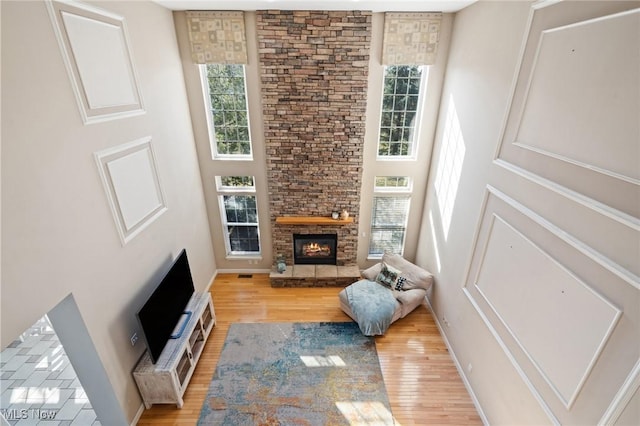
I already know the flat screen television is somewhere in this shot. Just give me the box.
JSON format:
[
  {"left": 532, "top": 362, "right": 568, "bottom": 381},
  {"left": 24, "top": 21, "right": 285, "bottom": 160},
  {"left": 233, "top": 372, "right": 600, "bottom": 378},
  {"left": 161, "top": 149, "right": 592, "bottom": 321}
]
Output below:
[{"left": 136, "top": 249, "right": 195, "bottom": 363}]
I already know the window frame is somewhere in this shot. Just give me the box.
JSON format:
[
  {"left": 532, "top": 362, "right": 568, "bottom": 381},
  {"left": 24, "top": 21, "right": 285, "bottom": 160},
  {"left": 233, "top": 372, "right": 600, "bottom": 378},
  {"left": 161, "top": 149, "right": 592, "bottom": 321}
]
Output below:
[
  {"left": 376, "top": 65, "right": 429, "bottom": 161},
  {"left": 373, "top": 176, "right": 413, "bottom": 193},
  {"left": 216, "top": 176, "right": 261, "bottom": 258},
  {"left": 367, "top": 177, "right": 412, "bottom": 259},
  {"left": 200, "top": 64, "right": 253, "bottom": 161}
]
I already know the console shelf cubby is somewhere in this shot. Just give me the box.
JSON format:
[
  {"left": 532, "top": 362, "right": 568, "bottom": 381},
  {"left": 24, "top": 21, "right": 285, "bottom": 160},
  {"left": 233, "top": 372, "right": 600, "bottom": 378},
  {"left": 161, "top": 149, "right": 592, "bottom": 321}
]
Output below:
[{"left": 133, "top": 292, "right": 215, "bottom": 409}]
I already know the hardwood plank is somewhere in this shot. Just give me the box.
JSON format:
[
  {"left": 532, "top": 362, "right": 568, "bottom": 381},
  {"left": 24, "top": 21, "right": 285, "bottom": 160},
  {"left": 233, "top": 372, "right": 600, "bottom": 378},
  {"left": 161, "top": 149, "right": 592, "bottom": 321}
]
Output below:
[{"left": 137, "top": 273, "right": 482, "bottom": 425}]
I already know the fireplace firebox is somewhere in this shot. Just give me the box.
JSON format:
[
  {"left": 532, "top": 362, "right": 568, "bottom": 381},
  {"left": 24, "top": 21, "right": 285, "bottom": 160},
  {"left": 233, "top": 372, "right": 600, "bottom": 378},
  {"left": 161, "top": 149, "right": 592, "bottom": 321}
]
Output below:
[{"left": 293, "top": 233, "right": 337, "bottom": 265}]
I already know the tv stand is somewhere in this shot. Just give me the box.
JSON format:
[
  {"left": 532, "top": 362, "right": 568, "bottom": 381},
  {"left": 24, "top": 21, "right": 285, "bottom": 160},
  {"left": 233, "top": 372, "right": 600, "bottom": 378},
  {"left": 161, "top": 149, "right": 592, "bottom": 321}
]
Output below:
[{"left": 133, "top": 292, "right": 215, "bottom": 409}]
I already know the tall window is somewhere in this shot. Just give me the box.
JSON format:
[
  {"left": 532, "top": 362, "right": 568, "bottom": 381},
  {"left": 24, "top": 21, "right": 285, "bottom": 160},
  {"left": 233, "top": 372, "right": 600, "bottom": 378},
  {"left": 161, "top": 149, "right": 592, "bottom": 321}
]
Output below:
[
  {"left": 378, "top": 65, "right": 425, "bottom": 158},
  {"left": 203, "top": 64, "right": 252, "bottom": 158},
  {"left": 368, "top": 176, "right": 411, "bottom": 257},
  {"left": 216, "top": 176, "right": 260, "bottom": 256}
]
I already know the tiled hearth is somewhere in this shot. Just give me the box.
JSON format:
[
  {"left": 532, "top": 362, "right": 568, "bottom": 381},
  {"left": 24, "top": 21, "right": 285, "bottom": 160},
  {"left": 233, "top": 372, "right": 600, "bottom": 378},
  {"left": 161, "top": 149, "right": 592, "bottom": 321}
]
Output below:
[{"left": 270, "top": 264, "right": 360, "bottom": 287}]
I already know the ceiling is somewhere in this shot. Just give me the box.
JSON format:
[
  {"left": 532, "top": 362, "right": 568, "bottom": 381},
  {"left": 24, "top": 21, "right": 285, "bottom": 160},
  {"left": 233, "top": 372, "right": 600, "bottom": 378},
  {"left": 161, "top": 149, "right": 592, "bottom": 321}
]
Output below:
[{"left": 151, "top": 0, "right": 476, "bottom": 12}]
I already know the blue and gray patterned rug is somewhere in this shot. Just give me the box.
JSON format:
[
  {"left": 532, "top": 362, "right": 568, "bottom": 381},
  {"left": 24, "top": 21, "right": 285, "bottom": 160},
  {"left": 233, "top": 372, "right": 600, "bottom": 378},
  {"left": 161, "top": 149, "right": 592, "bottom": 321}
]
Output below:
[{"left": 198, "top": 322, "right": 395, "bottom": 425}]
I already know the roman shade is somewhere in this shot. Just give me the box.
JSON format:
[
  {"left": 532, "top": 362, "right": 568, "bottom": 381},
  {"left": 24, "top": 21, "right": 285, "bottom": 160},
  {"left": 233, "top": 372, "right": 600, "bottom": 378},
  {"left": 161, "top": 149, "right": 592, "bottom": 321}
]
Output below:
[
  {"left": 382, "top": 12, "right": 442, "bottom": 65},
  {"left": 186, "top": 11, "right": 248, "bottom": 64}
]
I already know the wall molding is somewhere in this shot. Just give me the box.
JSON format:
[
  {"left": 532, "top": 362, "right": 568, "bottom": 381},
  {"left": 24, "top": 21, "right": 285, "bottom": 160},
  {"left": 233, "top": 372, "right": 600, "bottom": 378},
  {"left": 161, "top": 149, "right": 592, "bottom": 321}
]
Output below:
[
  {"left": 462, "top": 184, "right": 637, "bottom": 422},
  {"left": 423, "top": 297, "right": 490, "bottom": 425},
  {"left": 488, "top": 180, "right": 639, "bottom": 290},
  {"left": 492, "top": 2, "right": 640, "bottom": 218},
  {"left": 509, "top": 9, "right": 640, "bottom": 185},
  {"left": 491, "top": 3, "right": 536, "bottom": 161},
  {"left": 494, "top": 159, "right": 640, "bottom": 233},
  {"left": 46, "top": 0, "right": 145, "bottom": 124},
  {"left": 458, "top": 187, "right": 566, "bottom": 424},
  {"left": 512, "top": 142, "right": 640, "bottom": 186},
  {"left": 472, "top": 213, "right": 622, "bottom": 408},
  {"left": 462, "top": 287, "right": 560, "bottom": 425},
  {"left": 599, "top": 358, "right": 640, "bottom": 425},
  {"left": 94, "top": 137, "right": 167, "bottom": 245}
]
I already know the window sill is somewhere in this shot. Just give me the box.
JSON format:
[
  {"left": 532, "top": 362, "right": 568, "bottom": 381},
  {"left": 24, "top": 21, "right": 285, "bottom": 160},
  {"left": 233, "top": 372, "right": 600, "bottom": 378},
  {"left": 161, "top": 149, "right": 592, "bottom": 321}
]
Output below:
[
  {"left": 375, "top": 156, "right": 418, "bottom": 162},
  {"left": 225, "top": 254, "right": 262, "bottom": 261},
  {"left": 212, "top": 155, "right": 254, "bottom": 162}
]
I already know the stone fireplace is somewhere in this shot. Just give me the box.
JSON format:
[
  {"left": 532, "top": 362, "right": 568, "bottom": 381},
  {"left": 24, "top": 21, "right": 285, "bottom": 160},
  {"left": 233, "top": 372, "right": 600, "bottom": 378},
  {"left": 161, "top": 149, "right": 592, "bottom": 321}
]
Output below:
[
  {"left": 293, "top": 233, "right": 337, "bottom": 265},
  {"left": 257, "top": 10, "right": 371, "bottom": 271}
]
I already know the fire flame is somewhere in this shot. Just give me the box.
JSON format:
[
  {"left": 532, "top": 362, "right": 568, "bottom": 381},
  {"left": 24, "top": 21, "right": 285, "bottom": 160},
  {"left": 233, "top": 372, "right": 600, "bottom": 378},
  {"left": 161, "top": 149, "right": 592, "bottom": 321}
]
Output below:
[{"left": 303, "top": 242, "right": 330, "bottom": 256}]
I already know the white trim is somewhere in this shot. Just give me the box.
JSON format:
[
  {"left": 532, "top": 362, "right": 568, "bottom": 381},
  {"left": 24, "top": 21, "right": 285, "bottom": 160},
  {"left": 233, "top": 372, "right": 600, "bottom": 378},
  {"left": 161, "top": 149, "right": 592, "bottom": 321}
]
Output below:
[
  {"left": 94, "top": 137, "right": 167, "bottom": 245},
  {"left": 216, "top": 268, "right": 271, "bottom": 274},
  {"left": 422, "top": 297, "right": 490, "bottom": 425},
  {"left": 492, "top": 2, "right": 536, "bottom": 161},
  {"left": 205, "top": 270, "right": 218, "bottom": 293},
  {"left": 368, "top": 195, "right": 411, "bottom": 257},
  {"left": 487, "top": 181, "right": 640, "bottom": 290},
  {"left": 462, "top": 288, "right": 561, "bottom": 425},
  {"left": 512, "top": 142, "right": 640, "bottom": 186},
  {"left": 130, "top": 403, "right": 145, "bottom": 426},
  {"left": 472, "top": 214, "right": 622, "bottom": 409},
  {"left": 45, "top": 0, "right": 145, "bottom": 124},
  {"left": 217, "top": 194, "right": 261, "bottom": 256},
  {"left": 494, "top": 4, "right": 640, "bottom": 198},
  {"left": 532, "top": 0, "right": 564, "bottom": 10},
  {"left": 225, "top": 255, "right": 262, "bottom": 260},
  {"left": 199, "top": 64, "right": 254, "bottom": 161},
  {"left": 215, "top": 175, "right": 257, "bottom": 192},
  {"left": 599, "top": 358, "right": 640, "bottom": 425},
  {"left": 373, "top": 175, "right": 413, "bottom": 193},
  {"left": 508, "top": 8, "right": 640, "bottom": 186},
  {"left": 494, "top": 159, "right": 640, "bottom": 232},
  {"left": 375, "top": 65, "right": 429, "bottom": 161}
]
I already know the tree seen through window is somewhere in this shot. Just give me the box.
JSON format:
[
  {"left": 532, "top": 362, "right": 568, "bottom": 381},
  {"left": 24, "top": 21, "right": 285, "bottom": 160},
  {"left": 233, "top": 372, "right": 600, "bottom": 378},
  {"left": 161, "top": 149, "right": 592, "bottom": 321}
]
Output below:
[
  {"left": 378, "top": 65, "right": 423, "bottom": 157},
  {"left": 205, "top": 64, "right": 251, "bottom": 157}
]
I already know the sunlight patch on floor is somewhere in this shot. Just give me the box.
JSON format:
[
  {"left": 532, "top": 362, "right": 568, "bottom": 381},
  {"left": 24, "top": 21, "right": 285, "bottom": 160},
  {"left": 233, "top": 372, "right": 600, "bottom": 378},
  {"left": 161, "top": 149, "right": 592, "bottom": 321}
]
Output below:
[
  {"left": 336, "top": 401, "right": 400, "bottom": 425},
  {"left": 300, "top": 355, "right": 346, "bottom": 367}
]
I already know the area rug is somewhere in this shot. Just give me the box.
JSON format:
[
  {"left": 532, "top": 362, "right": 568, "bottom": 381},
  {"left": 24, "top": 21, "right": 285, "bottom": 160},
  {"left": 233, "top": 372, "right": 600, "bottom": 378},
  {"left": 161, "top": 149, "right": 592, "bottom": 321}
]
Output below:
[{"left": 197, "top": 322, "right": 395, "bottom": 425}]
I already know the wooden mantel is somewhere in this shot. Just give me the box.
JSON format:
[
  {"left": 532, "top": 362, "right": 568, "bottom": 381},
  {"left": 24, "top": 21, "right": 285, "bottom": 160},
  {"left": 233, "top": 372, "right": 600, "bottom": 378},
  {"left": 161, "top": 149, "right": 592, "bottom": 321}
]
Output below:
[{"left": 275, "top": 216, "right": 354, "bottom": 225}]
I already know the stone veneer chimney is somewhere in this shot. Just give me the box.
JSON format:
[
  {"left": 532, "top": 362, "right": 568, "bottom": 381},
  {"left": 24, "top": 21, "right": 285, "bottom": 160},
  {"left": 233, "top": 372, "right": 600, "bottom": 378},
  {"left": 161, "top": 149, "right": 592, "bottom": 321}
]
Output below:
[{"left": 257, "top": 10, "right": 371, "bottom": 266}]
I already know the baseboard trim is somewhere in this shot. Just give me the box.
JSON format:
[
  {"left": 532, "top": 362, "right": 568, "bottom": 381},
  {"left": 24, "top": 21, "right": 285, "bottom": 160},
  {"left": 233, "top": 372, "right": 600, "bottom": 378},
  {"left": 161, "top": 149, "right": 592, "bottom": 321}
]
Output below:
[
  {"left": 130, "top": 403, "right": 145, "bottom": 426},
  {"left": 216, "top": 268, "right": 272, "bottom": 274},
  {"left": 205, "top": 270, "right": 218, "bottom": 293},
  {"left": 423, "top": 296, "right": 489, "bottom": 425}
]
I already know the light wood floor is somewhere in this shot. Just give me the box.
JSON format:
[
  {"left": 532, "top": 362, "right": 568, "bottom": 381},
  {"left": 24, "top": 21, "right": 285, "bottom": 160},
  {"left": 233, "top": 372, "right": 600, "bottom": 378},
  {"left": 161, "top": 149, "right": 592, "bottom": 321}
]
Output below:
[{"left": 137, "top": 273, "right": 482, "bottom": 425}]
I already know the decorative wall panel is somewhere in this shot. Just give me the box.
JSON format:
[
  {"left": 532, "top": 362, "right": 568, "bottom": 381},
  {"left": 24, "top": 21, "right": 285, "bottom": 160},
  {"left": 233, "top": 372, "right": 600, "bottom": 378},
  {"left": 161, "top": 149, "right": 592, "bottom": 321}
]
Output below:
[
  {"left": 475, "top": 214, "right": 621, "bottom": 407},
  {"left": 94, "top": 137, "right": 167, "bottom": 245},
  {"left": 451, "top": 1, "right": 639, "bottom": 423},
  {"left": 513, "top": 10, "right": 639, "bottom": 182},
  {"left": 46, "top": 0, "right": 144, "bottom": 124},
  {"left": 496, "top": 6, "right": 640, "bottom": 218},
  {"left": 463, "top": 187, "right": 639, "bottom": 423}
]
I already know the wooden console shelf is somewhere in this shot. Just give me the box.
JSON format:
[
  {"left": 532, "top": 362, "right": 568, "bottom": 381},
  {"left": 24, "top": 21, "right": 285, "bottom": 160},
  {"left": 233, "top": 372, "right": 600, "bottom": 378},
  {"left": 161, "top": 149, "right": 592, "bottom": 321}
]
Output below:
[
  {"left": 133, "top": 292, "right": 215, "bottom": 409},
  {"left": 276, "top": 216, "right": 353, "bottom": 225}
]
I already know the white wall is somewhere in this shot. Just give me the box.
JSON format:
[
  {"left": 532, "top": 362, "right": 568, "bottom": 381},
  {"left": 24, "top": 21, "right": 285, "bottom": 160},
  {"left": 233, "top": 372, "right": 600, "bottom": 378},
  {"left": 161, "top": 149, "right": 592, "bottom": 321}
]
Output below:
[
  {"left": 417, "top": 1, "right": 639, "bottom": 424},
  {"left": 357, "top": 12, "right": 453, "bottom": 267},
  {"left": 173, "top": 11, "right": 274, "bottom": 272},
  {"left": 1, "top": 0, "right": 215, "bottom": 422}
]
